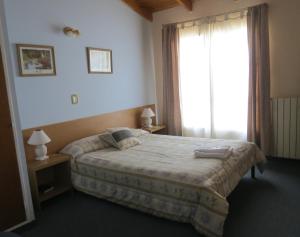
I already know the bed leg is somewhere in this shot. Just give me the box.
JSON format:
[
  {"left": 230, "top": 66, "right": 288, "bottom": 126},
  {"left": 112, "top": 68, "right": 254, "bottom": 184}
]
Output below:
[{"left": 251, "top": 166, "right": 256, "bottom": 179}]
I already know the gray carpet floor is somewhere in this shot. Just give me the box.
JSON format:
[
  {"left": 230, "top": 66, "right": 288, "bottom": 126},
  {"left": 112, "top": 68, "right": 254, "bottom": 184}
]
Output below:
[{"left": 15, "top": 158, "right": 300, "bottom": 237}]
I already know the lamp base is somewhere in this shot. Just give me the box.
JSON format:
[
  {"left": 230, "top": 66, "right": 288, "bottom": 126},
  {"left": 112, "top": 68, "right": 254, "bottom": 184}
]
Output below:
[
  {"left": 142, "top": 117, "right": 153, "bottom": 128},
  {"left": 34, "top": 144, "right": 49, "bottom": 161},
  {"left": 35, "top": 155, "right": 49, "bottom": 161}
]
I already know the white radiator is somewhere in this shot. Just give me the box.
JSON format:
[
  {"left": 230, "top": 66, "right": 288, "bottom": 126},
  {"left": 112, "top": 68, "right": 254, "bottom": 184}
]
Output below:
[{"left": 271, "top": 97, "right": 300, "bottom": 159}]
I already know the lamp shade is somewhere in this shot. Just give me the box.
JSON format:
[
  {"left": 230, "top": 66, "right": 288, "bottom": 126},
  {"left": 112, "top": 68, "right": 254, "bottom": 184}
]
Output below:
[
  {"left": 28, "top": 130, "right": 51, "bottom": 145},
  {"left": 141, "top": 108, "right": 155, "bottom": 118}
]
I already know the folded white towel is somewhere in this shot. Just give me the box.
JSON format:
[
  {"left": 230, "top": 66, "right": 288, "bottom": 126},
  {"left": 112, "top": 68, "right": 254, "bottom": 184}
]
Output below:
[
  {"left": 195, "top": 146, "right": 231, "bottom": 153},
  {"left": 194, "top": 149, "right": 232, "bottom": 159}
]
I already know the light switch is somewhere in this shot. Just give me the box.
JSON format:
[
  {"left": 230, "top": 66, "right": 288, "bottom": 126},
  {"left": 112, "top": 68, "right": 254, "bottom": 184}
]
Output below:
[{"left": 71, "top": 94, "right": 79, "bottom": 104}]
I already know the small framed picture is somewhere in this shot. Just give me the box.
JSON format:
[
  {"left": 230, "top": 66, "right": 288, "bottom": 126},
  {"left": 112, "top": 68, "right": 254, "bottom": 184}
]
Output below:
[
  {"left": 86, "top": 47, "right": 113, "bottom": 74},
  {"left": 16, "top": 44, "right": 56, "bottom": 76}
]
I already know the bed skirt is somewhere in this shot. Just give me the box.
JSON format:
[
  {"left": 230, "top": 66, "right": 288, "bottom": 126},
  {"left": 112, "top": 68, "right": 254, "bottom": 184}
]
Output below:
[{"left": 72, "top": 170, "right": 228, "bottom": 237}]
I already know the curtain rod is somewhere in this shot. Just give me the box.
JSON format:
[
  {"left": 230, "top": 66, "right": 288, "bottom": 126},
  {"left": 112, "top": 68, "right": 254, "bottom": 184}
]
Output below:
[{"left": 162, "top": 3, "right": 266, "bottom": 27}]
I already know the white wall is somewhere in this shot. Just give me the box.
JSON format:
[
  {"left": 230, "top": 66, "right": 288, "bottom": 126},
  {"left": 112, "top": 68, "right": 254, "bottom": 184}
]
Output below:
[
  {"left": 2, "top": 0, "right": 156, "bottom": 129},
  {"left": 153, "top": 0, "right": 300, "bottom": 123}
]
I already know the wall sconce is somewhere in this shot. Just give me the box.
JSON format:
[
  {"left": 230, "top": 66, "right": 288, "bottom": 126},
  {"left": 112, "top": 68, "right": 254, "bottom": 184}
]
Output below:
[{"left": 63, "top": 26, "right": 80, "bottom": 38}]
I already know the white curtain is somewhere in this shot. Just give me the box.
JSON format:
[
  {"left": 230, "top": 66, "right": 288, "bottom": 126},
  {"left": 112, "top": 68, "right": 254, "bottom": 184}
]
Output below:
[{"left": 179, "top": 12, "right": 249, "bottom": 140}]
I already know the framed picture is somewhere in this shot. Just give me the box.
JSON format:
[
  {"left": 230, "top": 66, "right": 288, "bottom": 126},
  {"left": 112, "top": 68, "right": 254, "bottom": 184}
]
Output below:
[
  {"left": 86, "top": 47, "right": 113, "bottom": 74},
  {"left": 16, "top": 44, "right": 56, "bottom": 77}
]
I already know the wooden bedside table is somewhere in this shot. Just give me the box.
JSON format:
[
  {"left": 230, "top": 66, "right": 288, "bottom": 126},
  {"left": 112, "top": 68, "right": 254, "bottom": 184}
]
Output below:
[
  {"left": 27, "top": 153, "right": 72, "bottom": 212},
  {"left": 142, "top": 125, "right": 166, "bottom": 134}
]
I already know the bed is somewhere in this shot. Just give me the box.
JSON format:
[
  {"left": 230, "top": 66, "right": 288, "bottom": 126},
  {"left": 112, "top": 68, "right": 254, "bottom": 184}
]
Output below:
[{"left": 61, "top": 129, "right": 266, "bottom": 237}]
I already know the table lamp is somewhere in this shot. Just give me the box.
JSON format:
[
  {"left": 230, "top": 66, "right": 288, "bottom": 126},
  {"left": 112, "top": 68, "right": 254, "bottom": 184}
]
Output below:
[
  {"left": 28, "top": 129, "right": 51, "bottom": 160},
  {"left": 141, "top": 108, "right": 155, "bottom": 128}
]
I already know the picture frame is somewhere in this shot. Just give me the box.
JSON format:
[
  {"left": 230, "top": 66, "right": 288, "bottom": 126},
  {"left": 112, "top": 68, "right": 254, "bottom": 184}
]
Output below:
[
  {"left": 16, "top": 44, "right": 56, "bottom": 77},
  {"left": 86, "top": 47, "right": 113, "bottom": 74}
]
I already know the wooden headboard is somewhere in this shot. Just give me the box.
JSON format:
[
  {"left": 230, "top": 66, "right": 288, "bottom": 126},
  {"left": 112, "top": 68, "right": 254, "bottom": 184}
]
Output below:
[{"left": 22, "top": 104, "right": 156, "bottom": 161}]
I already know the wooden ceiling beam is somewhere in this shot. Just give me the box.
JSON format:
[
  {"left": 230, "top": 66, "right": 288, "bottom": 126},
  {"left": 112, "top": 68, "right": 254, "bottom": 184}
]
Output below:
[
  {"left": 176, "top": 0, "right": 193, "bottom": 11},
  {"left": 122, "top": 0, "right": 153, "bottom": 21}
]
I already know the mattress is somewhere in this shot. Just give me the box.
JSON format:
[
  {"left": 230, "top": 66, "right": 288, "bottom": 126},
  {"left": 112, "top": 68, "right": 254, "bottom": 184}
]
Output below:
[{"left": 62, "top": 132, "right": 265, "bottom": 237}]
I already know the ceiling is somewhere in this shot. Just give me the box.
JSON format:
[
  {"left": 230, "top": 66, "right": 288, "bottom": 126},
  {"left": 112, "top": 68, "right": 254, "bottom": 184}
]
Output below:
[{"left": 122, "top": 0, "right": 193, "bottom": 21}]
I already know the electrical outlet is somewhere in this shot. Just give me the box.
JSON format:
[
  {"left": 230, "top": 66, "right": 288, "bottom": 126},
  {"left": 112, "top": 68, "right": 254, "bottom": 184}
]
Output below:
[{"left": 71, "top": 94, "right": 79, "bottom": 104}]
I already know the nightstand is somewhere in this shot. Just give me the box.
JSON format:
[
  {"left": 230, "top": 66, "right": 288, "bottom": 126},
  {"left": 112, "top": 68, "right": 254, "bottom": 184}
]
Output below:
[
  {"left": 27, "top": 153, "right": 72, "bottom": 212},
  {"left": 143, "top": 125, "right": 166, "bottom": 134}
]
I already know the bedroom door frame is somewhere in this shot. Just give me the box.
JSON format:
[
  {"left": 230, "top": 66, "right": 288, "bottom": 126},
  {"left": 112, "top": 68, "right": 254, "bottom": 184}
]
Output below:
[{"left": 0, "top": 3, "right": 35, "bottom": 230}]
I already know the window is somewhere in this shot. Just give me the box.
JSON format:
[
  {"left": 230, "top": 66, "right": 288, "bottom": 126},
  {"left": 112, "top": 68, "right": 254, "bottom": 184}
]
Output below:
[{"left": 179, "top": 12, "right": 249, "bottom": 140}]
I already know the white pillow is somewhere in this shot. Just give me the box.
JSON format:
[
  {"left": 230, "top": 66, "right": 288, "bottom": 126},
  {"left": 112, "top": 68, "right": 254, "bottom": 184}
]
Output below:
[{"left": 60, "top": 133, "right": 109, "bottom": 158}]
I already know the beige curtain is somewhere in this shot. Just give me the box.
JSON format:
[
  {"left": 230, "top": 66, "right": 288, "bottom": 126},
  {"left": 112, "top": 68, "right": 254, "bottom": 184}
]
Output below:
[
  {"left": 247, "top": 4, "right": 271, "bottom": 155},
  {"left": 162, "top": 24, "right": 182, "bottom": 136}
]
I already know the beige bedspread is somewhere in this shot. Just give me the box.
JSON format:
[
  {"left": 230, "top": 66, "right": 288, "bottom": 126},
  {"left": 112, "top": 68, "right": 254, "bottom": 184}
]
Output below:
[{"left": 62, "top": 133, "right": 266, "bottom": 237}]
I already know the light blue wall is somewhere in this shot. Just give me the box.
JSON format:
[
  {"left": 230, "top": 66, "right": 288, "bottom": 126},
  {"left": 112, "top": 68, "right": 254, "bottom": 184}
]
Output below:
[{"left": 2, "top": 0, "right": 156, "bottom": 129}]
